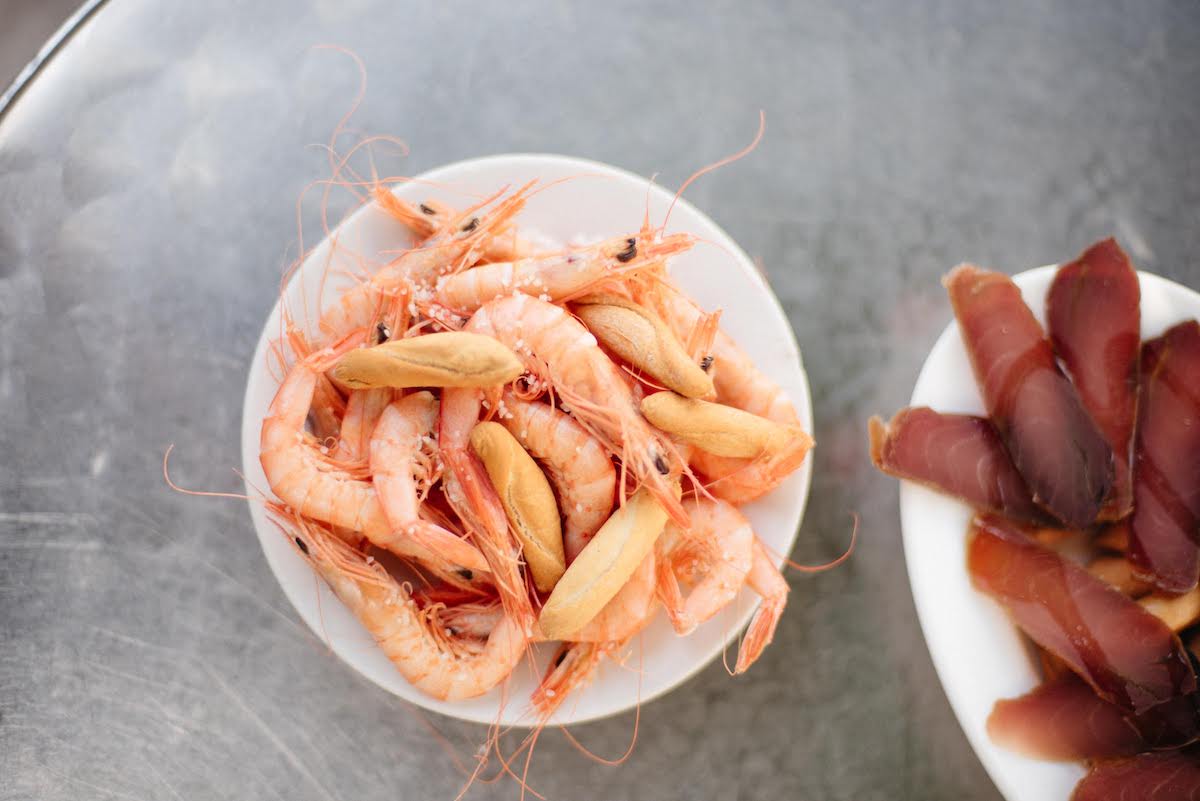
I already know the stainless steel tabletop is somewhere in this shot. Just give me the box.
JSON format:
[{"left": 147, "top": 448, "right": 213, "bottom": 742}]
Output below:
[{"left": 2, "top": 1, "right": 1198, "bottom": 799}]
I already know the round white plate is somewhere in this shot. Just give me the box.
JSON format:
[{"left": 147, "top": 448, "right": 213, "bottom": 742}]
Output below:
[
  {"left": 901, "top": 265, "right": 1200, "bottom": 801},
  {"left": 240, "top": 154, "right": 814, "bottom": 726}
]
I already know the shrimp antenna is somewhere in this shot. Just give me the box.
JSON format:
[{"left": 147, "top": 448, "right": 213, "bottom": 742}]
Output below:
[
  {"left": 162, "top": 444, "right": 253, "bottom": 502},
  {"left": 642, "top": 171, "right": 660, "bottom": 234},
  {"left": 662, "top": 110, "right": 766, "bottom": 231},
  {"left": 558, "top": 639, "right": 644, "bottom": 765},
  {"left": 776, "top": 513, "right": 858, "bottom": 573}
]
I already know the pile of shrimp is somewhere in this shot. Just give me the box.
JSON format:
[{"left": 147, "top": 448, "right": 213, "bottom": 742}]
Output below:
[
  {"left": 240, "top": 170, "right": 836, "bottom": 800},
  {"left": 260, "top": 176, "right": 816, "bottom": 716}
]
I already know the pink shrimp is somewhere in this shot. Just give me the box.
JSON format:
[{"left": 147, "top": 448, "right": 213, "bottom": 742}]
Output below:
[
  {"left": 497, "top": 393, "right": 616, "bottom": 563},
  {"left": 466, "top": 293, "right": 687, "bottom": 525},
  {"left": 656, "top": 497, "right": 754, "bottom": 636},
  {"left": 261, "top": 346, "right": 387, "bottom": 536},
  {"left": 439, "top": 386, "right": 534, "bottom": 624},
  {"left": 279, "top": 510, "right": 528, "bottom": 701},
  {"left": 435, "top": 233, "right": 694, "bottom": 313},
  {"left": 369, "top": 392, "right": 491, "bottom": 575},
  {"left": 317, "top": 184, "right": 532, "bottom": 346},
  {"left": 259, "top": 348, "right": 483, "bottom": 580},
  {"left": 370, "top": 185, "right": 529, "bottom": 263},
  {"left": 735, "top": 539, "right": 790, "bottom": 674}
]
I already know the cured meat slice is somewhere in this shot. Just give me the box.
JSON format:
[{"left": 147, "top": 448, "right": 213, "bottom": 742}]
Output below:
[
  {"left": 868, "top": 407, "right": 1048, "bottom": 524},
  {"left": 946, "top": 265, "right": 1113, "bottom": 528},
  {"left": 1072, "top": 749, "right": 1200, "bottom": 801},
  {"left": 988, "top": 673, "right": 1200, "bottom": 761},
  {"left": 1047, "top": 237, "right": 1140, "bottom": 519},
  {"left": 968, "top": 514, "right": 1195, "bottom": 713},
  {"left": 1130, "top": 321, "right": 1200, "bottom": 592}
]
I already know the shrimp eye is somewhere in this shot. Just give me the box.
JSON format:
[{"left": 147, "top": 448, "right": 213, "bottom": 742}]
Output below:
[
  {"left": 294, "top": 537, "right": 309, "bottom": 555},
  {"left": 375, "top": 322, "right": 391, "bottom": 344},
  {"left": 460, "top": 217, "right": 480, "bottom": 233},
  {"left": 419, "top": 203, "right": 436, "bottom": 215},
  {"left": 616, "top": 238, "right": 637, "bottom": 263},
  {"left": 457, "top": 568, "right": 474, "bottom": 581},
  {"left": 700, "top": 355, "right": 714, "bottom": 372},
  {"left": 653, "top": 453, "right": 669, "bottom": 475}
]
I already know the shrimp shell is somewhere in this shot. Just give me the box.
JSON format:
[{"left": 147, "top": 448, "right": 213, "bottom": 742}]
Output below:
[
  {"left": 656, "top": 497, "right": 754, "bottom": 636},
  {"left": 497, "top": 394, "right": 616, "bottom": 563},
  {"left": 282, "top": 511, "right": 528, "bottom": 701},
  {"left": 436, "top": 232, "right": 693, "bottom": 313},
  {"left": 370, "top": 392, "right": 491, "bottom": 575},
  {"left": 735, "top": 538, "right": 789, "bottom": 674}
]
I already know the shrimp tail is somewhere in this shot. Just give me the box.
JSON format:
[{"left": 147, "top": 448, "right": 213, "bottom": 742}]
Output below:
[
  {"left": 734, "top": 596, "right": 785, "bottom": 674},
  {"left": 734, "top": 540, "right": 790, "bottom": 674}
]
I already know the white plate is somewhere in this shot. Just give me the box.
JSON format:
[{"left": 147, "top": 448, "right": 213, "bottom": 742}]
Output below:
[
  {"left": 901, "top": 265, "right": 1200, "bottom": 801},
  {"left": 240, "top": 154, "right": 814, "bottom": 726}
]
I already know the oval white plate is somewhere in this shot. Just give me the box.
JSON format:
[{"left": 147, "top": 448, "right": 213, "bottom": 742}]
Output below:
[
  {"left": 901, "top": 265, "right": 1200, "bottom": 801},
  {"left": 240, "top": 154, "right": 814, "bottom": 726}
]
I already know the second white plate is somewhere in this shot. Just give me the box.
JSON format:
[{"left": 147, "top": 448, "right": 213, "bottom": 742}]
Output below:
[{"left": 901, "top": 265, "right": 1200, "bottom": 801}]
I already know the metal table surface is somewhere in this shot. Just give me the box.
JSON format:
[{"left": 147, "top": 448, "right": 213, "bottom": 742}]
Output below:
[{"left": 1, "top": 1, "right": 1198, "bottom": 799}]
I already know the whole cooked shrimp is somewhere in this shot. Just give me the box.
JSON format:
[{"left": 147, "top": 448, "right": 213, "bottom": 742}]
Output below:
[
  {"left": 439, "top": 386, "right": 534, "bottom": 623},
  {"left": 259, "top": 346, "right": 483, "bottom": 580},
  {"left": 467, "top": 293, "right": 687, "bottom": 525},
  {"left": 371, "top": 186, "right": 529, "bottom": 264},
  {"left": 279, "top": 509, "right": 528, "bottom": 701},
  {"left": 497, "top": 393, "right": 616, "bottom": 563},
  {"left": 317, "top": 184, "right": 532, "bottom": 346},
  {"left": 370, "top": 392, "right": 491, "bottom": 575},
  {"left": 735, "top": 539, "right": 790, "bottom": 674},
  {"left": 435, "top": 233, "right": 694, "bottom": 314},
  {"left": 656, "top": 497, "right": 754, "bottom": 636},
  {"left": 651, "top": 284, "right": 812, "bottom": 504}
]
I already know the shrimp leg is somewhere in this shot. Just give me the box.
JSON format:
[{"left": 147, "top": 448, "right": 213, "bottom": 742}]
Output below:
[{"left": 735, "top": 538, "right": 789, "bottom": 674}]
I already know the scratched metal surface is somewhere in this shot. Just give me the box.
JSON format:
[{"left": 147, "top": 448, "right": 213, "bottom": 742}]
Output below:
[{"left": 1, "top": 1, "right": 1199, "bottom": 799}]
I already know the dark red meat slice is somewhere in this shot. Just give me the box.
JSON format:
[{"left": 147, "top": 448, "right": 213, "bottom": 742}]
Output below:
[
  {"left": 1072, "top": 749, "right": 1200, "bottom": 801},
  {"left": 868, "top": 407, "right": 1050, "bottom": 524},
  {"left": 946, "top": 265, "right": 1113, "bottom": 528},
  {"left": 968, "top": 514, "right": 1196, "bottom": 713},
  {"left": 1047, "top": 238, "right": 1140, "bottom": 520},
  {"left": 988, "top": 672, "right": 1200, "bottom": 761},
  {"left": 1130, "top": 321, "right": 1200, "bottom": 593}
]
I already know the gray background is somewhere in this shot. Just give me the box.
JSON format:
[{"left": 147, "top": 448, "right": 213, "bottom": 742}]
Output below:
[{"left": 1, "top": 1, "right": 1198, "bottom": 799}]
